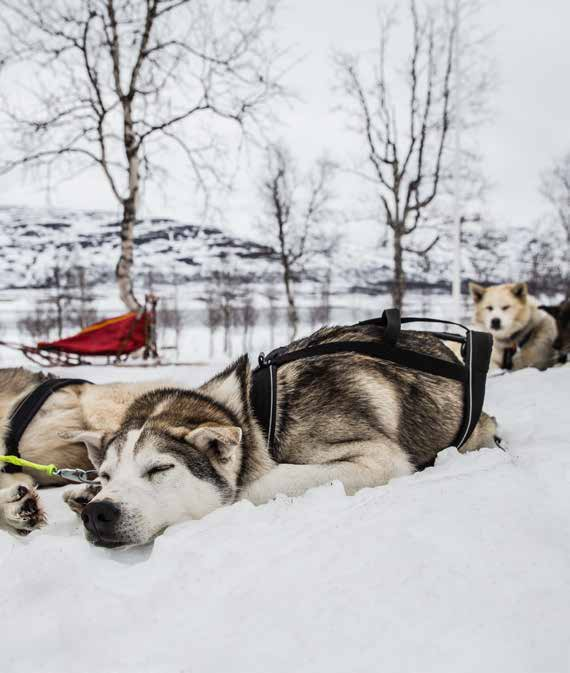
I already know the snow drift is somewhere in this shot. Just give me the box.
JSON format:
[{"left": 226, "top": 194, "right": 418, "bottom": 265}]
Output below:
[{"left": 1, "top": 363, "right": 569, "bottom": 673}]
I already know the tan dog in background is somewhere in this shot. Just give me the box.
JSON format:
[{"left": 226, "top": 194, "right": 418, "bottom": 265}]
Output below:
[{"left": 469, "top": 282, "right": 558, "bottom": 371}]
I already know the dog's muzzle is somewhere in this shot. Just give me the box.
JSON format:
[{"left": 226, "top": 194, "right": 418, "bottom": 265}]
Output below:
[{"left": 82, "top": 500, "right": 122, "bottom": 546}]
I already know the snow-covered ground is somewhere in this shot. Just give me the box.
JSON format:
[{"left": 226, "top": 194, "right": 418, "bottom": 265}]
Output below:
[
  {"left": 0, "top": 286, "right": 476, "bottom": 365},
  {"left": 1, "top": 361, "right": 570, "bottom": 673}
]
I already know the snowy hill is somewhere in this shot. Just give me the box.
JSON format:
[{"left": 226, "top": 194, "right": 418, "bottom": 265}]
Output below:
[
  {"left": 2, "top": 204, "right": 562, "bottom": 301},
  {"left": 1, "top": 361, "right": 569, "bottom": 673},
  {"left": 0, "top": 204, "right": 442, "bottom": 294},
  {"left": 0, "top": 204, "right": 282, "bottom": 290}
]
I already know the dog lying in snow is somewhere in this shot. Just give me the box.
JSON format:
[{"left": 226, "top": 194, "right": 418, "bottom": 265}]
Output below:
[
  {"left": 64, "top": 323, "right": 499, "bottom": 549},
  {"left": 469, "top": 282, "right": 558, "bottom": 371},
  {"left": 541, "top": 300, "right": 570, "bottom": 360},
  {"left": 0, "top": 368, "right": 172, "bottom": 537}
]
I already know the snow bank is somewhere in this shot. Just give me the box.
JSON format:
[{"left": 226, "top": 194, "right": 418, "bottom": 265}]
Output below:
[{"left": 1, "top": 364, "right": 569, "bottom": 673}]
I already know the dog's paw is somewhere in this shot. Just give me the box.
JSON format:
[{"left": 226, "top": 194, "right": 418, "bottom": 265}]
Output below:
[
  {"left": 1, "top": 485, "right": 47, "bottom": 537},
  {"left": 63, "top": 483, "right": 101, "bottom": 516},
  {"left": 4, "top": 484, "right": 29, "bottom": 503}
]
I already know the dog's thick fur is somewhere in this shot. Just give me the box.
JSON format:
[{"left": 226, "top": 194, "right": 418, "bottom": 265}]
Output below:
[
  {"left": 541, "top": 300, "right": 570, "bottom": 357},
  {"left": 0, "top": 368, "right": 171, "bottom": 536},
  {"left": 469, "top": 282, "right": 558, "bottom": 371},
  {"left": 72, "top": 323, "right": 498, "bottom": 548}
]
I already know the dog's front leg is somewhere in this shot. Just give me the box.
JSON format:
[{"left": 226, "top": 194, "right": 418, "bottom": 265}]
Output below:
[
  {"left": 241, "top": 452, "right": 412, "bottom": 505},
  {"left": 63, "top": 483, "right": 101, "bottom": 516}
]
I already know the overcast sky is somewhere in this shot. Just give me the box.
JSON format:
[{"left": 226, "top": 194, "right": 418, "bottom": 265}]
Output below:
[{"left": 1, "top": 0, "right": 569, "bottom": 245}]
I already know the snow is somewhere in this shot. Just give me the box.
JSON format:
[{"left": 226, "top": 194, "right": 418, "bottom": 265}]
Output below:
[{"left": 1, "top": 362, "right": 570, "bottom": 673}]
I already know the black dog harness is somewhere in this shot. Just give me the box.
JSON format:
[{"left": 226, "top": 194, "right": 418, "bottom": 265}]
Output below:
[
  {"left": 500, "top": 328, "right": 534, "bottom": 371},
  {"left": 251, "top": 309, "right": 492, "bottom": 454},
  {"left": 2, "top": 378, "right": 91, "bottom": 474}
]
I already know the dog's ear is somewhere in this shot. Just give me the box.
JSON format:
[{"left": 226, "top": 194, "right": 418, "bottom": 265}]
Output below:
[
  {"left": 198, "top": 355, "right": 251, "bottom": 422},
  {"left": 175, "top": 425, "right": 242, "bottom": 464},
  {"left": 58, "top": 430, "right": 105, "bottom": 468},
  {"left": 540, "top": 304, "right": 560, "bottom": 318},
  {"left": 469, "top": 282, "right": 486, "bottom": 303},
  {"left": 511, "top": 282, "right": 528, "bottom": 300}
]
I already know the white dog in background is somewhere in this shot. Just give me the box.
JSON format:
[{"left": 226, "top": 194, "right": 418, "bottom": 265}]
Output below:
[{"left": 469, "top": 282, "right": 558, "bottom": 371}]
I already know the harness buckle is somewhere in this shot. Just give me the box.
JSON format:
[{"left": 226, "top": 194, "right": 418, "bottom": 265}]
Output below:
[{"left": 54, "top": 468, "right": 100, "bottom": 484}]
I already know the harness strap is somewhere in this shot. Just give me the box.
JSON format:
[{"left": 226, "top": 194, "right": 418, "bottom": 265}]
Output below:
[
  {"left": 250, "top": 363, "right": 278, "bottom": 453},
  {"left": 500, "top": 327, "right": 534, "bottom": 371},
  {"left": 2, "top": 378, "right": 92, "bottom": 474},
  {"left": 360, "top": 312, "right": 471, "bottom": 337},
  {"left": 502, "top": 346, "right": 516, "bottom": 371},
  {"left": 251, "top": 310, "right": 492, "bottom": 453},
  {"left": 454, "top": 330, "right": 492, "bottom": 447},
  {"left": 260, "top": 341, "right": 466, "bottom": 382},
  {"left": 375, "top": 308, "right": 401, "bottom": 345}
]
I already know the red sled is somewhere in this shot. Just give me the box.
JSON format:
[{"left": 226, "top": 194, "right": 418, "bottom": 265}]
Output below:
[{"left": 1, "top": 295, "right": 158, "bottom": 366}]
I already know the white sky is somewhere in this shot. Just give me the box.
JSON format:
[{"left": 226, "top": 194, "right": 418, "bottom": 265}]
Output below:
[{"left": 1, "top": 0, "right": 569, "bottom": 245}]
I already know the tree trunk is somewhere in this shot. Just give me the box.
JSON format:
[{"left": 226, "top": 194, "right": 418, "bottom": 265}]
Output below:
[
  {"left": 268, "top": 300, "right": 276, "bottom": 348},
  {"left": 78, "top": 267, "right": 87, "bottom": 328},
  {"left": 392, "top": 225, "right": 406, "bottom": 310},
  {"left": 282, "top": 263, "right": 299, "bottom": 339},
  {"left": 53, "top": 265, "right": 64, "bottom": 338},
  {"left": 116, "top": 197, "right": 141, "bottom": 311},
  {"left": 223, "top": 304, "right": 232, "bottom": 356},
  {"left": 116, "top": 105, "right": 142, "bottom": 312},
  {"left": 566, "top": 227, "right": 570, "bottom": 300}
]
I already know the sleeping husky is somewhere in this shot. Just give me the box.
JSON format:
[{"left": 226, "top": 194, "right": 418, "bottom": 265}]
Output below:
[
  {"left": 0, "top": 368, "right": 172, "bottom": 537},
  {"left": 469, "top": 282, "right": 558, "bottom": 371},
  {"left": 65, "top": 323, "right": 499, "bottom": 549}
]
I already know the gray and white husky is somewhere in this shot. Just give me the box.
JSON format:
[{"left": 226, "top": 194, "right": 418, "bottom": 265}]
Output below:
[{"left": 67, "top": 323, "right": 499, "bottom": 548}]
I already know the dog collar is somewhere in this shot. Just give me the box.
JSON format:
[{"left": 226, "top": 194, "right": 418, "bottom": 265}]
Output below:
[{"left": 2, "top": 377, "right": 92, "bottom": 474}]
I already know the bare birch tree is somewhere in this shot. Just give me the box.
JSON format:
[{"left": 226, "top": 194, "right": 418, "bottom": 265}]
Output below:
[
  {"left": 0, "top": 0, "right": 285, "bottom": 310},
  {"left": 540, "top": 152, "right": 570, "bottom": 298},
  {"left": 464, "top": 225, "right": 507, "bottom": 285},
  {"left": 259, "top": 144, "right": 338, "bottom": 338},
  {"left": 202, "top": 286, "right": 223, "bottom": 359},
  {"left": 263, "top": 282, "right": 279, "bottom": 347},
  {"left": 334, "top": 1, "right": 454, "bottom": 309}
]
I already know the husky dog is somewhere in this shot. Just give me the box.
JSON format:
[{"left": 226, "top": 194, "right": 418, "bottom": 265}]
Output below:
[
  {"left": 469, "top": 282, "right": 558, "bottom": 371},
  {"left": 0, "top": 368, "right": 171, "bottom": 537},
  {"left": 541, "top": 300, "right": 570, "bottom": 358},
  {"left": 66, "top": 324, "right": 499, "bottom": 549}
]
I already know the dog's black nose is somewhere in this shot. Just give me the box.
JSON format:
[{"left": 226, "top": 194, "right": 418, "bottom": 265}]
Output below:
[
  {"left": 82, "top": 500, "right": 121, "bottom": 536},
  {"left": 490, "top": 317, "right": 501, "bottom": 330}
]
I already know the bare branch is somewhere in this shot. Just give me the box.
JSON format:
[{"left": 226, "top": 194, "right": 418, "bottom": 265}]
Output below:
[
  {"left": 334, "top": 0, "right": 466, "bottom": 308},
  {"left": 259, "top": 143, "right": 340, "bottom": 337},
  {"left": 0, "top": 0, "right": 288, "bottom": 310}
]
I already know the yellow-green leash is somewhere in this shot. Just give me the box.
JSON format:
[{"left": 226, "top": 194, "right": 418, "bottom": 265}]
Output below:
[
  {"left": 0, "top": 454, "right": 57, "bottom": 475},
  {"left": 0, "top": 455, "right": 99, "bottom": 483}
]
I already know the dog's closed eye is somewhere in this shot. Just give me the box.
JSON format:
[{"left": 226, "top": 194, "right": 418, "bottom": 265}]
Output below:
[{"left": 145, "top": 464, "right": 175, "bottom": 479}]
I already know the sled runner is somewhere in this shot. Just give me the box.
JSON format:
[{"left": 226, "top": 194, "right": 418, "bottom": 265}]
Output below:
[
  {"left": 251, "top": 309, "right": 493, "bottom": 451},
  {"left": 0, "top": 295, "right": 158, "bottom": 366}
]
